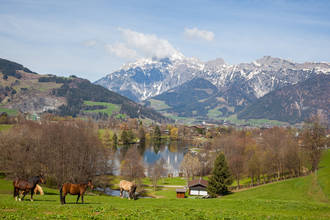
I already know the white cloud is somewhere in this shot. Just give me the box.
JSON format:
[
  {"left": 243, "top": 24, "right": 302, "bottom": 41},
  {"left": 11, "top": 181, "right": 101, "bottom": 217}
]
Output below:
[
  {"left": 105, "top": 42, "right": 138, "bottom": 59},
  {"left": 184, "top": 27, "right": 214, "bottom": 41},
  {"left": 117, "top": 28, "right": 183, "bottom": 59}
]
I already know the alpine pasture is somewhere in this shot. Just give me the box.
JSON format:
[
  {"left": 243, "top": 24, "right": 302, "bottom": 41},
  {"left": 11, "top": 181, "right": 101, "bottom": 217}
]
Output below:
[{"left": 0, "top": 151, "right": 329, "bottom": 219}]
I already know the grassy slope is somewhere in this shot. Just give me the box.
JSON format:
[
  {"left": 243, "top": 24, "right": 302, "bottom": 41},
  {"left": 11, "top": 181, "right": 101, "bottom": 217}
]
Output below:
[
  {"left": 0, "top": 150, "right": 329, "bottom": 219},
  {"left": 0, "top": 124, "right": 13, "bottom": 131},
  {"left": 0, "top": 108, "right": 18, "bottom": 116},
  {"left": 318, "top": 150, "right": 330, "bottom": 200},
  {"left": 83, "top": 101, "right": 121, "bottom": 116},
  {"left": 225, "top": 150, "right": 330, "bottom": 203}
]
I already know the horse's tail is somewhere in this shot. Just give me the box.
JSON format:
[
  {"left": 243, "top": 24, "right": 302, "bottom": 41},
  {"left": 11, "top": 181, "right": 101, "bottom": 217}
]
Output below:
[{"left": 60, "top": 185, "right": 63, "bottom": 204}]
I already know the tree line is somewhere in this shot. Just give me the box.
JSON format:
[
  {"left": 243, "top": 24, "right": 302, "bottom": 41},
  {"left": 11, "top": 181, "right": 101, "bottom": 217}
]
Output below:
[
  {"left": 0, "top": 120, "right": 112, "bottom": 186},
  {"left": 181, "top": 118, "right": 328, "bottom": 190}
]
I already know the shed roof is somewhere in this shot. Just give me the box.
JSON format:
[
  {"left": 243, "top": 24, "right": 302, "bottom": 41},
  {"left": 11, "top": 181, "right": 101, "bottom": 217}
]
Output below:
[
  {"left": 176, "top": 188, "right": 187, "bottom": 193},
  {"left": 188, "top": 178, "right": 208, "bottom": 188}
]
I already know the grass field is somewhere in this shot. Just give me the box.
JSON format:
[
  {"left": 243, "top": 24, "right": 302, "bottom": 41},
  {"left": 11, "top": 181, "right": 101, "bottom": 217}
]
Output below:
[
  {"left": 0, "top": 150, "right": 329, "bottom": 219},
  {"left": 83, "top": 101, "right": 121, "bottom": 116},
  {"left": 0, "top": 108, "right": 18, "bottom": 116},
  {"left": 148, "top": 99, "right": 170, "bottom": 111},
  {"left": 0, "top": 124, "right": 13, "bottom": 131}
]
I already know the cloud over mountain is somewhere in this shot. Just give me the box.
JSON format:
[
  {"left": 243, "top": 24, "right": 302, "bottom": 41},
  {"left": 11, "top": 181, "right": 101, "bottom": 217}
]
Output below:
[
  {"left": 184, "top": 27, "right": 214, "bottom": 41},
  {"left": 105, "top": 42, "right": 138, "bottom": 59},
  {"left": 106, "top": 28, "right": 183, "bottom": 59}
]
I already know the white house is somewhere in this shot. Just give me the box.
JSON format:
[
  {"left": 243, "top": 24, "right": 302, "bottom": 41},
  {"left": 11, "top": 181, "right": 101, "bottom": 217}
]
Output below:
[{"left": 188, "top": 178, "right": 208, "bottom": 196}]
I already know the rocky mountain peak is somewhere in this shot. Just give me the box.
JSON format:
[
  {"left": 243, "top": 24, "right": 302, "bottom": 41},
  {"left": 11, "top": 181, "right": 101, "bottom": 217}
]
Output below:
[
  {"left": 205, "top": 58, "right": 225, "bottom": 68},
  {"left": 95, "top": 56, "right": 330, "bottom": 102},
  {"left": 255, "top": 56, "right": 294, "bottom": 68}
]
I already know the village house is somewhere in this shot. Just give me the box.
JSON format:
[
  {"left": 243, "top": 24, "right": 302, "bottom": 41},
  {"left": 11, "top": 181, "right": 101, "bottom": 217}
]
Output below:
[{"left": 188, "top": 178, "right": 208, "bottom": 196}]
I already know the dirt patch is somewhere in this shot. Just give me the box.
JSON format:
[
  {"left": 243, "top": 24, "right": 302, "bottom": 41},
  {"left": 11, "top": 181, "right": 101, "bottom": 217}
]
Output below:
[{"left": 2, "top": 209, "right": 16, "bottom": 212}]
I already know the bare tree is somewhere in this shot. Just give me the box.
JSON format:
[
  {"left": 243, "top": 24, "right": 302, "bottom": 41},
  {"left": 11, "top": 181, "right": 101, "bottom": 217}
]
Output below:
[
  {"left": 148, "top": 159, "right": 167, "bottom": 191},
  {"left": 301, "top": 117, "right": 327, "bottom": 172},
  {"left": 180, "top": 152, "right": 201, "bottom": 180},
  {"left": 120, "top": 147, "right": 145, "bottom": 181},
  {"left": 0, "top": 120, "right": 113, "bottom": 186}
]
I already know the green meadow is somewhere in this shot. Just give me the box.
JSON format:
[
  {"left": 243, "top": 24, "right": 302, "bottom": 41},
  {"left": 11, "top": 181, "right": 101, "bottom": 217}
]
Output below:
[
  {"left": 83, "top": 101, "right": 121, "bottom": 116},
  {"left": 0, "top": 150, "right": 329, "bottom": 219}
]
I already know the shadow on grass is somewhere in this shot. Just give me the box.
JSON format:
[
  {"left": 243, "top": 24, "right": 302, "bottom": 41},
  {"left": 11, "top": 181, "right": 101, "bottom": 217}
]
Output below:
[
  {"left": 44, "top": 192, "right": 58, "bottom": 195},
  {"left": 18, "top": 199, "right": 56, "bottom": 202},
  {"left": 61, "top": 202, "right": 101, "bottom": 205}
]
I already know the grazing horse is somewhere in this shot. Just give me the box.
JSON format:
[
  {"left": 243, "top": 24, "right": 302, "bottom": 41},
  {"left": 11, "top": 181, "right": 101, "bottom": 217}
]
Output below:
[
  {"left": 13, "top": 176, "right": 45, "bottom": 201},
  {"left": 34, "top": 184, "right": 44, "bottom": 195},
  {"left": 19, "top": 184, "right": 44, "bottom": 197},
  {"left": 119, "top": 180, "right": 137, "bottom": 200},
  {"left": 60, "top": 180, "right": 93, "bottom": 204}
]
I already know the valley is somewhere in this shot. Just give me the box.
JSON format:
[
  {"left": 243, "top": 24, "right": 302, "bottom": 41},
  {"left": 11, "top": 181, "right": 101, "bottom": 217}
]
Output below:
[{"left": 1, "top": 1, "right": 330, "bottom": 219}]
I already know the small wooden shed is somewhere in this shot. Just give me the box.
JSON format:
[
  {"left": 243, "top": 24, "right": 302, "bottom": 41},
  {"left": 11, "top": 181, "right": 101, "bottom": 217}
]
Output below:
[
  {"left": 188, "top": 178, "right": 208, "bottom": 196},
  {"left": 176, "top": 188, "right": 186, "bottom": 198}
]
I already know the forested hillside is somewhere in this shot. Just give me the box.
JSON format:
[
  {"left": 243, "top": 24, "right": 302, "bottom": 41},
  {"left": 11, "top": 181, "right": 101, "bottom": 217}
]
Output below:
[{"left": 0, "top": 58, "right": 169, "bottom": 122}]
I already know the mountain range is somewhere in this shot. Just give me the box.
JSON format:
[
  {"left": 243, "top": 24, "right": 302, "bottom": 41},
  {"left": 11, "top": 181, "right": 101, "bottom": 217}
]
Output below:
[
  {"left": 0, "top": 58, "right": 169, "bottom": 123},
  {"left": 95, "top": 56, "right": 330, "bottom": 124}
]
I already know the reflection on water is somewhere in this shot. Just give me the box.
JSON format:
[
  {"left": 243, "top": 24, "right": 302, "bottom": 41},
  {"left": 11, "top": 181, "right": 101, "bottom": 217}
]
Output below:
[
  {"left": 95, "top": 187, "right": 152, "bottom": 198},
  {"left": 113, "top": 140, "right": 190, "bottom": 177}
]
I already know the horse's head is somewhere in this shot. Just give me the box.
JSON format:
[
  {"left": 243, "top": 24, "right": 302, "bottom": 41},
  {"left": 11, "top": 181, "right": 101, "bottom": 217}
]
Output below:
[
  {"left": 39, "top": 175, "right": 46, "bottom": 184},
  {"left": 88, "top": 180, "right": 94, "bottom": 190}
]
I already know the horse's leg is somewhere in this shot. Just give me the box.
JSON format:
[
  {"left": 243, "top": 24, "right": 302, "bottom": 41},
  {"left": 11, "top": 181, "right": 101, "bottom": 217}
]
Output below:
[
  {"left": 30, "top": 189, "right": 34, "bottom": 201},
  {"left": 14, "top": 188, "right": 19, "bottom": 201},
  {"left": 81, "top": 194, "right": 84, "bottom": 204},
  {"left": 76, "top": 193, "right": 80, "bottom": 204},
  {"left": 62, "top": 192, "right": 66, "bottom": 204},
  {"left": 21, "top": 191, "right": 27, "bottom": 201},
  {"left": 18, "top": 190, "right": 22, "bottom": 201}
]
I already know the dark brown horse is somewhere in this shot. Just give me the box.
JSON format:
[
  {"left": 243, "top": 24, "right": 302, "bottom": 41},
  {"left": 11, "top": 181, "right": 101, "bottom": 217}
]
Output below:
[
  {"left": 13, "top": 176, "right": 45, "bottom": 201},
  {"left": 60, "top": 180, "right": 93, "bottom": 204}
]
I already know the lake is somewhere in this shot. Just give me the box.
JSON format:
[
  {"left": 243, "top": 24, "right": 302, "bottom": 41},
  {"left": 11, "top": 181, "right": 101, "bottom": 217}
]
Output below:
[{"left": 113, "top": 140, "right": 190, "bottom": 177}]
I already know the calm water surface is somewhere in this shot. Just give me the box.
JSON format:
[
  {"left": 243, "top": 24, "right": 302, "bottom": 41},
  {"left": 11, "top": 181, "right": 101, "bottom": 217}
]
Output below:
[{"left": 113, "top": 140, "right": 190, "bottom": 177}]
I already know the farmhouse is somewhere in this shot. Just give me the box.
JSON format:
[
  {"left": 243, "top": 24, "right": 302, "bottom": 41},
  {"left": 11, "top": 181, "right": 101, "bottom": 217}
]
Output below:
[{"left": 188, "top": 178, "right": 208, "bottom": 196}]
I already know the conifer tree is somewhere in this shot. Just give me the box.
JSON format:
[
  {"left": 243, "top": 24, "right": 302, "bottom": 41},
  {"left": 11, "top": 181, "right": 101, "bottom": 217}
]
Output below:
[
  {"left": 153, "top": 125, "right": 161, "bottom": 143},
  {"left": 138, "top": 128, "right": 146, "bottom": 155},
  {"left": 207, "top": 152, "right": 233, "bottom": 197},
  {"left": 112, "top": 133, "right": 118, "bottom": 150}
]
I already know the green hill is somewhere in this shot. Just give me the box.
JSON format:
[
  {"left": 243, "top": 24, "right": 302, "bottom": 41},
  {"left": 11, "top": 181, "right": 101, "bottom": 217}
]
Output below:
[
  {"left": 0, "top": 58, "right": 169, "bottom": 122},
  {"left": 0, "top": 150, "right": 329, "bottom": 219},
  {"left": 225, "top": 150, "right": 329, "bottom": 204}
]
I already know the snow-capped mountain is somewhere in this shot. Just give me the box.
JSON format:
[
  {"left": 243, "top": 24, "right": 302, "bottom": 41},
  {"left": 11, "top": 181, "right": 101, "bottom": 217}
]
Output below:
[
  {"left": 202, "top": 56, "right": 330, "bottom": 98},
  {"left": 95, "top": 55, "right": 330, "bottom": 104},
  {"left": 95, "top": 55, "right": 204, "bottom": 102}
]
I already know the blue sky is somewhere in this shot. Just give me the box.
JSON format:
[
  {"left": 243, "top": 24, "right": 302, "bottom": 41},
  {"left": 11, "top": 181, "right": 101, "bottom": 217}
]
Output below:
[{"left": 1, "top": 0, "right": 330, "bottom": 81}]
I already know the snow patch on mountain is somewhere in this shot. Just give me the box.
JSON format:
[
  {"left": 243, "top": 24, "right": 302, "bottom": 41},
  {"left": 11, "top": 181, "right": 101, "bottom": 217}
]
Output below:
[{"left": 95, "top": 56, "right": 330, "bottom": 102}]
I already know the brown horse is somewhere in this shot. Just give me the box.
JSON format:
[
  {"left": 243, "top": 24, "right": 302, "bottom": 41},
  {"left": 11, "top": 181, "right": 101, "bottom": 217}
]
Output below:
[
  {"left": 19, "top": 184, "right": 44, "bottom": 198},
  {"left": 119, "top": 180, "right": 137, "bottom": 200},
  {"left": 13, "top": 176, "right": 45, "bottom": 201},
  {"left": 60, "top": 180, "right": 93, "bottom": 204}
]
